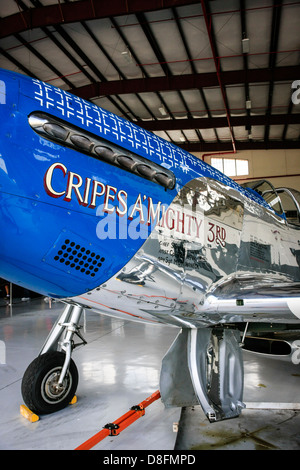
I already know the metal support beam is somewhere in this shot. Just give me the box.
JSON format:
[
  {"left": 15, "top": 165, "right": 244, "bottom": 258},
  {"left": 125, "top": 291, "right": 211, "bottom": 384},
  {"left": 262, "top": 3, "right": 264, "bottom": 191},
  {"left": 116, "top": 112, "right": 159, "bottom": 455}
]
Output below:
[
  {"left": 264, "top": 1, "right": 283, "bottom": 142},
  {"left": 179, "top": 140, "right": 300, "bottom": 152},
  {"left": 0, "top": 0, "right": 201, "bottom": 39},
  {"left": 139, "top": 113, "right": 300, "bottom": 132},
  {"left": 69, "top": 66, "right": 300, "bottom": 100},
  {"left": 200, "top": 0, "right": 236, "bottom": 153}
]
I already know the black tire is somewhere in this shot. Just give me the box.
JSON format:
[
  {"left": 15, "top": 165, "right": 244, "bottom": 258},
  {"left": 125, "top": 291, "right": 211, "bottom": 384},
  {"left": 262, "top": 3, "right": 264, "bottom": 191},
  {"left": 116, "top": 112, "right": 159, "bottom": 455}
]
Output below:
[{"left": 21, "top": 351, "right": 78, "bottom": 415}]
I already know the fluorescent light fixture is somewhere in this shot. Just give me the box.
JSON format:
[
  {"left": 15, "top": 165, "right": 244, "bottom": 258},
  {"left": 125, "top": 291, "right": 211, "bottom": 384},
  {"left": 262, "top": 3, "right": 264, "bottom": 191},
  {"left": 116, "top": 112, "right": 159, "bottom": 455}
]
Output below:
[
  {"left": 242, "top": 38, "right": 250, "bottom": 54},
  {"left": 121, "top": 49, "right": 133, "bottom": 63},
  {"left": 159, "top": 106, "right": 167, "bottom": 116}
]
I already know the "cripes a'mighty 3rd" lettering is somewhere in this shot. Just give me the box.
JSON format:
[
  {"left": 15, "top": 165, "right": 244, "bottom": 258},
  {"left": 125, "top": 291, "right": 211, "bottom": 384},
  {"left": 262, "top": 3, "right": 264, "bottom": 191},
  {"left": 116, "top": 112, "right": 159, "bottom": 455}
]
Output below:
[{"left": 43, "top": 162, "right": 205, "bottom": 241}]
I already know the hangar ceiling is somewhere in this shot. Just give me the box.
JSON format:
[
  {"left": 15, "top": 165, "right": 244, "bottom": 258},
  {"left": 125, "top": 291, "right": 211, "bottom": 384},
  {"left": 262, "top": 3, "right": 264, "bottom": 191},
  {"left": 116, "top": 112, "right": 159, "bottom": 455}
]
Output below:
[{"left": 0, "top": 0, "right": 300, "bottom": 154}]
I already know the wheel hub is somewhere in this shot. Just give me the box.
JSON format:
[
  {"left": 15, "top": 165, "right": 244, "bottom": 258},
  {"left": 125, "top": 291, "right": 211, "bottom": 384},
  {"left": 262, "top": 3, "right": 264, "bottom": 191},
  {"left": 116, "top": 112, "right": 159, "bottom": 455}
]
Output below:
[{"left": 41, "top": 367, "right": 72, "bottom": 404}]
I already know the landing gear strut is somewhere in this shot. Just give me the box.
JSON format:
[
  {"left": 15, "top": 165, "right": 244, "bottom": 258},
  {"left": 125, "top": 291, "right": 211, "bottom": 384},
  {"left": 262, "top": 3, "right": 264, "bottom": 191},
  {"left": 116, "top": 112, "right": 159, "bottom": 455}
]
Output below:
[{"left": 21, "top": 303, "right": 86, "bottom": 415}]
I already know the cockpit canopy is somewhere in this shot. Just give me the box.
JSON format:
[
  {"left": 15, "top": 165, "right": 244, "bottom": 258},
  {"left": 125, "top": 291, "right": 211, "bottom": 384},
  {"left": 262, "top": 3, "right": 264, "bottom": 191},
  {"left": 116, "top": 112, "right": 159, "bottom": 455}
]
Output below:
[{"left": 242, "top": 179, "right": 300, "bottom": 226}]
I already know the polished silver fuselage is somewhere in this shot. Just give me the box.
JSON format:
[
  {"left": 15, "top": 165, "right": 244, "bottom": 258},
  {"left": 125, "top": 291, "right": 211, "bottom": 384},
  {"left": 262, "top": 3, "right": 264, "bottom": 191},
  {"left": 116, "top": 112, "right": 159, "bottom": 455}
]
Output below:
[{"left": 73, "top": 176, "right": 300, "bottom": 328}]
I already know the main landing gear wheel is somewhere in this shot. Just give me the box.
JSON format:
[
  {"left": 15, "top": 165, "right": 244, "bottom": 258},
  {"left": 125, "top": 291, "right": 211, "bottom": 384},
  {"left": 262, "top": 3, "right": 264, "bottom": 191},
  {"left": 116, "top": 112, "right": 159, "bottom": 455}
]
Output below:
[{"left": 21, "top": 351, "right": 78, "bottom": 415}]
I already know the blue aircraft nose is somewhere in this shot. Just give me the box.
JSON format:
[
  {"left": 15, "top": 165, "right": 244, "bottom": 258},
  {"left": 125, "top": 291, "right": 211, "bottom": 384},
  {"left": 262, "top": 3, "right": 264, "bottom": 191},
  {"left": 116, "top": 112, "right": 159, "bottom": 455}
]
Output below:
[
  {"left": 0, "top": 70, "right": 123, "bottom": 297},
  {"left": 0, "top": 69, "right": 174, "bottom": 299}
]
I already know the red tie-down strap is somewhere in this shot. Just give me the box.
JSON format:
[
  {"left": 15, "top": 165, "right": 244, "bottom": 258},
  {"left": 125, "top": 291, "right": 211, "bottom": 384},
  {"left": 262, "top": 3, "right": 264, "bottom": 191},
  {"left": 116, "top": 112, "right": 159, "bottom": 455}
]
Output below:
[{"left": 75, "top": 390, "right": 161, "bottom": 450}]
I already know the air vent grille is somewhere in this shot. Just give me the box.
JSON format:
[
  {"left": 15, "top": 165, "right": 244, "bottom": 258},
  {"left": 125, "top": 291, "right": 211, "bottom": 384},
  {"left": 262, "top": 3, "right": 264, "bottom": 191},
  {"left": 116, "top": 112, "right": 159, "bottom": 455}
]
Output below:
[
  {"left": 53, "top": 238, "right": 105, "bottom": 277},
  {"left": 43, "top": 230, "right": 105, "bottom": 279}
]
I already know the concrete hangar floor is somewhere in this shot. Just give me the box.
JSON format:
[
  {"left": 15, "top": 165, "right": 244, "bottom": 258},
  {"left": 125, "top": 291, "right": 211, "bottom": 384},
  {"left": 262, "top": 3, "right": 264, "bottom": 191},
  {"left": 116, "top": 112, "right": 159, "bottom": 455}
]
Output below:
[{"left": 0, "top": 296, "right": 300, "bottom": 451}]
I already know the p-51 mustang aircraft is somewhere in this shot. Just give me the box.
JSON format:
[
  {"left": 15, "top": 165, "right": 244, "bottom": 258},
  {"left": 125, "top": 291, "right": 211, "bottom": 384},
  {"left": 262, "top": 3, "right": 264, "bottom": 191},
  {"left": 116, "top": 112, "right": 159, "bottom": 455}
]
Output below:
[{"left": 1, "top": 68, "right": 300, "bottom": 422}]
